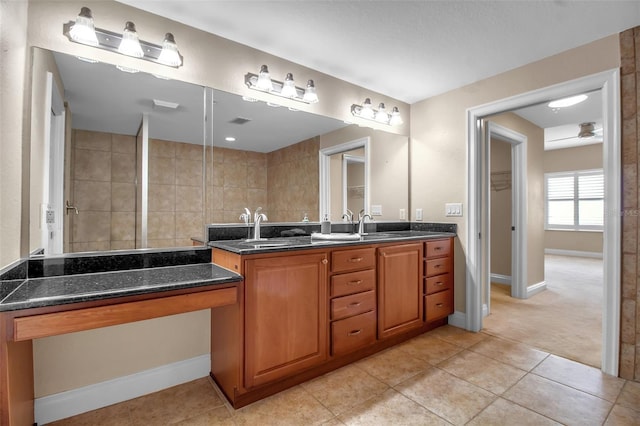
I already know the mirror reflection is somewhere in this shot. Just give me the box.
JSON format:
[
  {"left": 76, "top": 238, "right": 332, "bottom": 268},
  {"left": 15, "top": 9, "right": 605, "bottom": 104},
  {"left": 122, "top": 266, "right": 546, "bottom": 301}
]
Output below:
[{"left": 30, "top": 48, "right": 409, "bottom": 257}]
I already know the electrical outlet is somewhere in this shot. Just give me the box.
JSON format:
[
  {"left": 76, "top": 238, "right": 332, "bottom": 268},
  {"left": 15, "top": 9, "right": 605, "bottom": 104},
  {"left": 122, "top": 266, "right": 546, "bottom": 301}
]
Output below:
[
  {"left": 445, "top": 203, "right": 463, "bottom": 217},
  {"left": 371, "top": 205, "right": 382, "bottom": 216},
  {"left": 45, "top": 210, "right": 55, "bottom": 224},
  {"left": 399, "top": 208, "right": 406, "bottom": 220},
  {"left": 415, "top": 208, "right": 423, "bottom": 221}
]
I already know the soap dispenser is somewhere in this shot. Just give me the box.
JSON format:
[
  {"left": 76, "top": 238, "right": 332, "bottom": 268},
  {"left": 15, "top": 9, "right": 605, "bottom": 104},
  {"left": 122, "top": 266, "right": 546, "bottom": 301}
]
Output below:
[{"left": 321, "top": 214, "right": 331, "bottom": 234}]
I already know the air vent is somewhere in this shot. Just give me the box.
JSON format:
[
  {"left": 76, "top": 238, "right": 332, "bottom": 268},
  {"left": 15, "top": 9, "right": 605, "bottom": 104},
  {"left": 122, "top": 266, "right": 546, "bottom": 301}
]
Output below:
[{"left": 229, "top": 117, "right": 252, "bottom": 125}]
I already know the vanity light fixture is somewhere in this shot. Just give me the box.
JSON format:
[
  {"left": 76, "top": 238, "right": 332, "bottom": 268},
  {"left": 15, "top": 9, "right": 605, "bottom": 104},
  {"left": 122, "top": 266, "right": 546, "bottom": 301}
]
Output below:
[
  {"left": 548, "top": 94, "right": 588, "bottom": 113},
  {"left": 245, "top": 65, "right": 320, "bottom": 104},
  {"left": 63, "top": 7, "right": 184, "bottom": 68},
  {"left": 351, "top": 98, "right": 403, "bottom": 126}
]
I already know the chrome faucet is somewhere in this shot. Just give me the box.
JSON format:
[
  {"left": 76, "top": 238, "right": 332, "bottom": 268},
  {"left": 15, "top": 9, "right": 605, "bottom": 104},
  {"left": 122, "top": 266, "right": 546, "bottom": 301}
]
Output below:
[
  {"left": 342, "top": 209, "right": 354, "bottom": 223},
  {"left": 253, "top": 209, "right": 268, "bottom": 240},
  {"left": 240, "top": 207, "right": 252, "bottom": 239},
  {"left": 358, "top": 210, "right": 372, "bottom": 235}
]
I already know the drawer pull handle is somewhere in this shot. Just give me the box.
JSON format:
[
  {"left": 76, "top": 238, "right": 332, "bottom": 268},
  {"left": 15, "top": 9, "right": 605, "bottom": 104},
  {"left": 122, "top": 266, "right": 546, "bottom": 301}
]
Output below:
[
  {"left": 348, "top": 257, "right": 363, "bottom": 262},
  {"left": 435, "top": 282, "right": 444, "bottom": 286},
  {"left": 348, "top": 280, "right": 363, "bottom": 285},
  {"left": 434, "top": 264, "right": 441, "bottom": 268},
  {"left": 348, "top": 302, "right": 362, "bottom": 308},
  {"left": 436, "top": 303, "right": 444, "bottom": 308},
  {"left": 435, "top": 247, "right": 442, "bottom": 251},
  {"left": 348, "top": 329, "right": 362, "bottom": 336}
]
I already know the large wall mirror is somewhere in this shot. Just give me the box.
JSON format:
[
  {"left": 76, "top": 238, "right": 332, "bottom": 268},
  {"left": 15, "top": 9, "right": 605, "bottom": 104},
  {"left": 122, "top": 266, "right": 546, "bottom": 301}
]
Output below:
[{"left": 29, "top": 47, "right": 409, "bottom": 256}]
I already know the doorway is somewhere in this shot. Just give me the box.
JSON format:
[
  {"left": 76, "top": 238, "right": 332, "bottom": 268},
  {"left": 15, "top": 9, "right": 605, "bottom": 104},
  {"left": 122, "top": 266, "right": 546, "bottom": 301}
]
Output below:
[{"left": 466, "top": 69, "right": 621, "bottom": 375}]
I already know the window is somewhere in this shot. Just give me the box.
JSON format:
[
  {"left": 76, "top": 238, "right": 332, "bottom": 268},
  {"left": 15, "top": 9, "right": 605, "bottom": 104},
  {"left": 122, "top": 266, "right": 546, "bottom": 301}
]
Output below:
[{"left": 545, "top": 169, "right": 604, "bottom": 231}]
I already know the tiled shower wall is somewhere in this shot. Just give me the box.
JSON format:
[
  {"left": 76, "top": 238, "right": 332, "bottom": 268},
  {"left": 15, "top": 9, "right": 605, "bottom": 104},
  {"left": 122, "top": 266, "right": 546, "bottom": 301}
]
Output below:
[
  {"left": 71, "top": 130, "right": 136, "bottom": 252},
  {"left": 620, "top": 27, "right": 640, "bottom": 381}
]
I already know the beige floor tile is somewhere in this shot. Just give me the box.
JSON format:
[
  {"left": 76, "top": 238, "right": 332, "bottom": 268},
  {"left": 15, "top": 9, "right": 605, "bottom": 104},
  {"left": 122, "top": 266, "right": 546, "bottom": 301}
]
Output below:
[
  {"left": 127, "top": 378, "right": 225, "bottom": 425},
  {"left": 321, "top": 418, "right": 346, "bottom": 426},
  {"left": 427, "top": 325, "right": 488, "bottom": 348},
  {"left": 355, "top": 346, "right": 429, "bottom": 386},
  {"left": 174, "top": 406, "right": 235, "bottom": 425},
  {"left": 233, "top": 385, "right": 334, "bottom": 426},
  {"left": 532, "top": 354, "right": 626, "bottom": 402},
  {"left": 466, "top": 397, "right": 561, "bottom": 426},
  {"left": 437, "top": 350, "right": 527, "bottom": 395},
  {"left": 469, "top": 335, "right": 549, "bottom": 371},
  {"left": 301, "top": 365, "right": 389, "bottom": 416},
  {"left": 396, "top": 368, "right": 495, "bottom": 425},
  {"left": 503, "top": 374, "right": 612, "bottom": 425},
  {"left": 616, "top": 380, "right": 640, "bottom": 412},
  {"left": 396, "top": 333, "right": 463, "bottom": 365},
  {"left": 48, "top": 402, "right": 133, "bottom": 425},
  {"left": 605, "top": 404, "right": 640, "bottom": 425},
  {"left": 338, "top": 388, "right": 450, "bottom": 425}
]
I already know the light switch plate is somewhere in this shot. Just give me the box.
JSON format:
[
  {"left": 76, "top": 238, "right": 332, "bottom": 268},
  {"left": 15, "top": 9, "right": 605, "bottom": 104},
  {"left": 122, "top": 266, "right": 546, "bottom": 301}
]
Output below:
[
  {"left": 399, "top": 209, "right": 406, "bottom": 220},
  {"left": 445, "top": 203, "right": 463, "bottom": 217},
  {"left": 371, "top": 205, "right": 382, "bottom": 216},
  {"left": 415, "top": 208, "right": 423, "bottom": 221}
]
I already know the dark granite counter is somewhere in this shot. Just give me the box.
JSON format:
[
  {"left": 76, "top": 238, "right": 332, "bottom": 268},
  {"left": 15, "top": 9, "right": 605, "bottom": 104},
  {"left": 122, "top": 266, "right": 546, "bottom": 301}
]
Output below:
[
  {"left": 0, "top": 263, "right": 241, "bottom": 312},
  {"left": 209, "top": 230, "right": 456, "bottom": 255}
]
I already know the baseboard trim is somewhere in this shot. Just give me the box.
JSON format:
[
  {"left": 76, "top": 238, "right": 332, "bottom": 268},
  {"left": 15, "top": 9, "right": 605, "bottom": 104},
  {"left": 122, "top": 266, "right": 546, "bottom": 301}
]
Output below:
[
  {"left": 490, "top": 273, "right": 512, "bottom": 285},
  {"left": 544, "top": 248, "right": 603, "bottom": 259},
  {"left": 34, "top": 354, "right": 210, "bottom": 425},
  {"left": 447, "top": 311, "right": 466, "bottom": 329},
  {"left": 527, "top": 280, "right": 547, "bottom": 298}
]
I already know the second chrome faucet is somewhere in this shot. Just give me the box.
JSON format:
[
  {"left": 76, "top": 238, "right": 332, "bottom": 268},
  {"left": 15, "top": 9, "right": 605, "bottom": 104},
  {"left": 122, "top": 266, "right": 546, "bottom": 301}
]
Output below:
[{"left": 240, "top": 207, "right": 268, "bottom": 241}]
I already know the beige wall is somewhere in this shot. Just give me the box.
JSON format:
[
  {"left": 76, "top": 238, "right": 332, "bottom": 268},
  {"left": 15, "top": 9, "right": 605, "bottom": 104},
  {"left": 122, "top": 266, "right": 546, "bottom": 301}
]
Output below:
[
  {"left": 1, "top": 0, "right": 29, "bottom": 266},
  {"left": 490, "top": 138, "right": 512, "bottom": 276},
  {"left": 410, "top": 34, "right": 620, "bottom": 312},
  {"left": 543, "top": 143, "right": 604, "bottom": 253}
]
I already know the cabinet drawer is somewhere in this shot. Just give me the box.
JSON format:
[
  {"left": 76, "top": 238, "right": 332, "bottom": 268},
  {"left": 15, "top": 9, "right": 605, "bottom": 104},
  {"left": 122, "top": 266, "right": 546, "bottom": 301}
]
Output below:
[
  {"left": 331, "top": 269, "right": 376, "bottom": 297},
  {"left": 331, "top": 310, "right": 377, "bottom": 356},
  {"left": 331, "top": 247, "right": 376, "bottom": 273},
  {"left": 331, "top": 290, "right": 376, "bottom": 321},
  {"left": 425, "top": 273, "right": 452, "bottom": 295},
  {"left": 425, "top": 239, "right": 451, "bottom": 258},
  {"left": 425, "top": 289, "right": 453, "bottom": 322},
  {"left": 426, "top": 257, "right": 451, "bottom": 277}
]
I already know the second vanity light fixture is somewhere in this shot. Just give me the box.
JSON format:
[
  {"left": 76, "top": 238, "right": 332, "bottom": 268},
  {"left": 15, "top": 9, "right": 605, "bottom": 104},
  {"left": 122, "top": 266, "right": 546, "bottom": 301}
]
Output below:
[
  {"left": 63, "top": 7, "right": 183, "bottom": 68},
  {"left": 245, "top": 65, "right": 319, "bottom": 104},
  {"left": 351, "top": 98, "right": 403, "bottom": 126}
]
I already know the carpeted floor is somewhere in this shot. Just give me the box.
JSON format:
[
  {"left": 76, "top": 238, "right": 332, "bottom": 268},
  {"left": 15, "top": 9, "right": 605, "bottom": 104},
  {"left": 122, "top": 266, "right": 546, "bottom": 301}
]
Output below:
[{"left": 483, "top": 255, "right": 602, "bottom": 368}]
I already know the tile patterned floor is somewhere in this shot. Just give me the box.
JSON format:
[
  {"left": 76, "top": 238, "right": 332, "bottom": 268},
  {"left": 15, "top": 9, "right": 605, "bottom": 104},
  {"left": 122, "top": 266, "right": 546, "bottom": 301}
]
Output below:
[{"left": 50, "top": 326, "right": 640, "bottom": 425}]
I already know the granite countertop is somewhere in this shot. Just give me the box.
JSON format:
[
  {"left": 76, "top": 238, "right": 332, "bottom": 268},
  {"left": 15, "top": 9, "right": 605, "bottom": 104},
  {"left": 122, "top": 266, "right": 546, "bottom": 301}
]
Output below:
[
  {"left": 209, "top": 230, "right": 456, "bottom": 255},
  {"left": 0, "top": 263, "right": 241, "bottom": 312}
]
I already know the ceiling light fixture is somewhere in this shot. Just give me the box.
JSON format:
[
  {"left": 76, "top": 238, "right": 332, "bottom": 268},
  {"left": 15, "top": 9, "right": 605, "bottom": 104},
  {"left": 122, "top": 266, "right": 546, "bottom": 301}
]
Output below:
[
  {"left": 245, "top": 65, "right": 319, "bottom": 104},
  {"left": 351, "top": 98, "right": 403, "bottom": 126},
  {"left": 548, "top": 94, "right": 588, "bottom": 109},
  {"left": 63, "top": 7, "right": 184, "bottom": 68}
]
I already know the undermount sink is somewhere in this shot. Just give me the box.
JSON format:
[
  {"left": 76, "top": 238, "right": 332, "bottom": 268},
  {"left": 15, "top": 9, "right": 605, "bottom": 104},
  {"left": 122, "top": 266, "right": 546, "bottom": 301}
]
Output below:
[
  {"left": 310, "top": 232, "right": 361, "bottom": 241},
  {"left": 239, "top": 239, "right": 292, "bottom": 248}
]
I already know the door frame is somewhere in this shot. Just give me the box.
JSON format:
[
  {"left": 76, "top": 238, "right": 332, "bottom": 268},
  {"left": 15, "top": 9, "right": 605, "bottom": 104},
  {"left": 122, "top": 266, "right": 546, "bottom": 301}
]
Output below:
[
  {"left": 486, "top": 122, "right": 528, "bottom": 310},
  {"left": 466, "top": 69, "right": 621, "bottom": 375}
]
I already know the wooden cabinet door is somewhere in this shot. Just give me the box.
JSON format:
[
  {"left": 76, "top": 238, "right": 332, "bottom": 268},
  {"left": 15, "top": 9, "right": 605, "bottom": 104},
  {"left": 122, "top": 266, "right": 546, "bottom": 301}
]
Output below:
[
  {"left": 377, "top": 243, "right": 424, "bottom": 340},
  {"left": 244, "top": 252, "right": 328, "bottom": 388}
]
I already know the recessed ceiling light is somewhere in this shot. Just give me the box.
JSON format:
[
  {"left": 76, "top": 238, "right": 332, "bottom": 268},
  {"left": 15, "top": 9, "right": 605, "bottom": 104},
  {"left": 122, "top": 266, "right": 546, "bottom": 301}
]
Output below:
[
  {"left": 225, "top": 136, "right": 236, "bottom": 142},
  {"left": 548, "top": 94, "right": 588, "bottom": 109}
]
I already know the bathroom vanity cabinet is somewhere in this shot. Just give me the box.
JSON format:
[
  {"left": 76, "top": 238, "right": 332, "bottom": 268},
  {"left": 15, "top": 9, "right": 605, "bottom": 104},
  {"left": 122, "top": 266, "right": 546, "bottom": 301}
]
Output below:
[{"left": 210, "top": 236, "right": 454, "bottom": 409}]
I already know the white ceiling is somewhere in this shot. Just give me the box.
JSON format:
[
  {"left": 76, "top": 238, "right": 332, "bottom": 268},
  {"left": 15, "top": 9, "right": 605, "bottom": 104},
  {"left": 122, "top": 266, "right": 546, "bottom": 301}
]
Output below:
[{"left": 117, "top": 0, "right": 640, "bottom": 104}]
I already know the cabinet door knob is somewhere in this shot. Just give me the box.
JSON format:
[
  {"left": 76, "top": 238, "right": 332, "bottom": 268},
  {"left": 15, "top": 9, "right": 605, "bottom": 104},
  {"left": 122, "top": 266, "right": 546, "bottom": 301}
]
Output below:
[
  {"left": 348, "top": 329, "right": 362, "bottom": 336},
  {"left": 322, "top": 258, "right": 328, "bottom": 264}
]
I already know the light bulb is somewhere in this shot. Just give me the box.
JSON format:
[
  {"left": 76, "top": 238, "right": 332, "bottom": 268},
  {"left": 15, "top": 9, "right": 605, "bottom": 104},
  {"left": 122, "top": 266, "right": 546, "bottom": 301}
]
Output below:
[
  {"left": 118, "top": 21, "right": 144, "bottom": 58},
  {"left": 281, "top": 73, "right": 297, "bottom": 98},
  {"left": 360, "top": 98, "right": 374, "bottom": 119},
  {"left": 256, "top": 65, "right": 272, "bottom": 91},
  {"left": 303, "top": 80, "right": 319, "bottom": 103},
  {"left": 69, "top": 7, "right": 99, "bottom": 46},
  {"left": 375, "top": 103, "right": 389, "bottom": 123},
  {"left": 389, "top": 107, "right": 403, "bottom": 126},
  {"left": 157, "top": 33, "right": 182, "bottom": 67}
]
